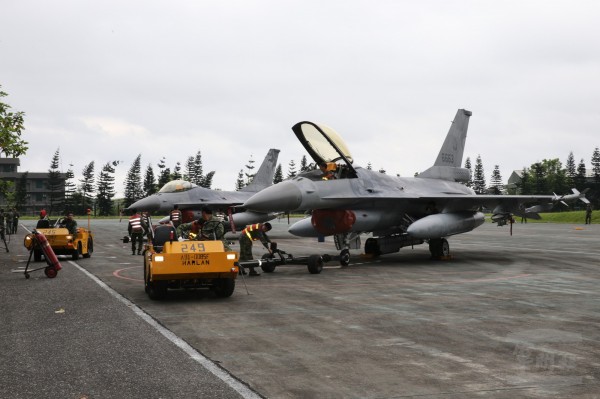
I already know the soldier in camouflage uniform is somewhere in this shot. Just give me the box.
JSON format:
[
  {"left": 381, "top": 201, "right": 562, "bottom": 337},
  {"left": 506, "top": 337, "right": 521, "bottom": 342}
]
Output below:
[{"left": 239, "top": 222, "right": 272, "bottom": 276}]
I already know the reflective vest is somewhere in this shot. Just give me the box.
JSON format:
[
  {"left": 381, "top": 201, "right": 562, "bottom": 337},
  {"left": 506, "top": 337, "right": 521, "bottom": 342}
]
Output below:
[
  {"left": 170, "top": 210, "right": 181, "bottom": 223},
  {"left": 129, "top": 214, "right": 143, "bottom": 232},
  {"left": 242, "top": 224, "right": 262, "bottom": 241}
]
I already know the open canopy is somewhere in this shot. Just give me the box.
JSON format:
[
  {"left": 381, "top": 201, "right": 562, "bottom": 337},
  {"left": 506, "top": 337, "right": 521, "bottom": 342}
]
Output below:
[{"left": 292, "top": 122, "right": 355, "bottom": 172}]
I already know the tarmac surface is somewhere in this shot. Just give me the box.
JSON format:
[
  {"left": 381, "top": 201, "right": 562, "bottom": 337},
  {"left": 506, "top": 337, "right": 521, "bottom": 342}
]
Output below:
[{"left": 1, "top": 217, "right": 599, "bottom": 398}]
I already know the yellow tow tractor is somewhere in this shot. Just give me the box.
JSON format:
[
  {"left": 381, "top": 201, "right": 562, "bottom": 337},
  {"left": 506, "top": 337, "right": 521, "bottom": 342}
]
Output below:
[
  {"left": 33, "top": 216, "right": 94, "bottom": 261},
  {"left": 143, "top": 225, "right": 239, "bottom": 300}
]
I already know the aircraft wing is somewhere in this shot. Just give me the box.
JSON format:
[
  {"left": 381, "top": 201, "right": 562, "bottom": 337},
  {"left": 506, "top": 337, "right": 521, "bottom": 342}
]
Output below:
[{"left": 175, "top": 201, "right": 246, "bottom": 210}]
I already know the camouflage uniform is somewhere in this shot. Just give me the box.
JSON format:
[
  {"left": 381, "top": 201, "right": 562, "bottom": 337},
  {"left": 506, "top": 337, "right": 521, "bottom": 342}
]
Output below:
[{"left": 239, "top": 223, "right": 271, "bottom": 275}]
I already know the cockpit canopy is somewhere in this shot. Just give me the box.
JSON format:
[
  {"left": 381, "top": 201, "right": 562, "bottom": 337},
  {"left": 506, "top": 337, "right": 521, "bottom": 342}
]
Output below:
[
  {"left": 158, "top": 180, "right": 197, "bottom": 194},
  {"left": 292, "top": 121, "right": 357, "bottom": 178}
]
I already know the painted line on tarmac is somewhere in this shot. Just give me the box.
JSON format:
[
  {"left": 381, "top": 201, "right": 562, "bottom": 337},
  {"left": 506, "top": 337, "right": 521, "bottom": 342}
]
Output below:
[{"left": 69, "top": 260, "right": 263, "bottom": 399}]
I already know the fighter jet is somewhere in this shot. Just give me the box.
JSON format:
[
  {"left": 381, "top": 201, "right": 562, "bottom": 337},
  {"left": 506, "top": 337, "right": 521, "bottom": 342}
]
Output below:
[
  {"left": 243, "top": 110, "right": 586, "bottom": 264},
  {"left": 128, "top": 148, "right": 280, "bottom": 230}
]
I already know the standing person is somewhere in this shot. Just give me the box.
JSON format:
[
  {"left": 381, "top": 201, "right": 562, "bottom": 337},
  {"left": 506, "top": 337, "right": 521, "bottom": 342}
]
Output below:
[
  {"left": 0, "top": 209, "right": 6, "bottom": 251},
  {"left": 141, "top": 211, "right": 152, "bottom": 240},
  {"left": 239, "top": 222, "right": 272, "bottom": 276},
  {"left": 5, "top": 208, "right": 13, "bottom": 235},
  {"left": 12, "top": 208, "right": 19, "bottom": 234},
  {"left": 585, "top": 204, "right": 593, "bottom": 224},
  {"left": 170, "top": 205, "right": 182, "bottom": 228},
  {"left": 128, "top": 209, "right": 144, "bottom": 255}
]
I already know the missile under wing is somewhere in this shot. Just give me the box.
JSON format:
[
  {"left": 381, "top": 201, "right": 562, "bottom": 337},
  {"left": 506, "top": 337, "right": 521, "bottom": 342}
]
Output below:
[
  {"left": 128, "top": 148, "right": 280, "bottom": 229},
  {"left": 243, "top": 110, "right": 585, "bottom": 264}
]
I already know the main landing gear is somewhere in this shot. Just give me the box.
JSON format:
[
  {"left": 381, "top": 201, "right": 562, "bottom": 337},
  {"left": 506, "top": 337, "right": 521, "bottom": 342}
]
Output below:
[{"left": 428, "top": 238, "right": 450, "bottom": 259}]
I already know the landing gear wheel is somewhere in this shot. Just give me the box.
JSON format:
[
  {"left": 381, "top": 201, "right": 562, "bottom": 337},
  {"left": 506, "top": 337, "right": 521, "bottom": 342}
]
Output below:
[
  {"left": 83, "top": 238, "right": 93, "bottom": 258},
  {"left": 260, "top": 253, "right": 276, "bottom": 273},
  {"left": 429, "top": 238, "right": 450, "bottom": 259},
  {"left": 44, "top": 267, "right": 58, "bottom": 278},
  {"left": 340, "top": 249, "right": 350, "bottom": 267},
  {"left": 307, "top": 255, "right": 323, "bottom": 274},
  {"left": 214, "top": 278, "right": 235, "bottom": 297},
  {"left": 364, "top": 238, "right": 381, "bottom": 257}
]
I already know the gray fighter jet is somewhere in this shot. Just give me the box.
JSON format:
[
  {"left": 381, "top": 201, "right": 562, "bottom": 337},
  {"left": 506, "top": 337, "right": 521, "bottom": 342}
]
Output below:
[
  {"left": 243, "top": 110, "right": 586, "bottom": 264},
  {"left": 128, "top": 148, "right": 280, "bottom": 230}
]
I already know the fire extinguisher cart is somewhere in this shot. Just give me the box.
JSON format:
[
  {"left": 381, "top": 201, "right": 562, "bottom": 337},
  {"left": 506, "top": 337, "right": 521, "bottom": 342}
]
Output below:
[{"left": 23, "top": 230, "right": 63, "bottom": 279}]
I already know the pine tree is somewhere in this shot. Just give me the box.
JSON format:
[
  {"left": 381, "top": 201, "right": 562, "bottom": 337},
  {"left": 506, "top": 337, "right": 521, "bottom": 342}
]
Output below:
[
  {"left": 591, "top": 147, "right": 600, "bottom": 184},
  {"left": 464, "top": 157, "right": 473, "bottom": 188},
  {"left": 518, "top": 167, "right": 532, "bottom": 195},
  {"left": 378, "top": 167, "right": 386, "bottom": 174},
  {"left": 366, "top": 162, "right": 372, "bottom": 170},
  {"left": 300, "top": 155, "right": 309, "bottom": 172},
  {"left": 489, "top": 165, "right": 503, "bottom": 194},
  {"left": 96, "top": 161, "right": 118, "bottom": 216},
  {"left": 184, "top": 156, "right": 195, "bottom": 182},
  {"left": 171, "top": 162, "right": 182, "bottom": 180},
  {"left": 64, "top": 165, "right": 77, "bottom": 212},
  {"left": 287, "top": 160, "right": 297, "bottom": 178},
  {"left": 473, "top": 155, "right": 486, "bottom": 194},
  {"left": 157, "top": 157, "right": 171, "bottom": 188},
  {"left": 123, "top": 155, "right": 144, "bottom": 208},
  {"left": 193, "top": 151, "right": 204, "bottom": 186},
  {"left": 143, "top": 164, "right": 157, "bottom": 196},
  {"left": 79, "top": 161, "right": 95, "bottom": 214},
  {"left": 273, "top": 164, "right": 283, "bottom": 184},
  {"left": 565, "top": 151, "right": 577, "bottom": 188},
  {"left": 202, "top": 171, "right": 215, "bottom": 189},
  {"left": 235, "top": 169, "right": 245, "bottom": 191},
  {"left": 244, "top": 155, "right": 256, "bottom": 185},
  {"left": 47, "top": 149, "right": 64, "bottom": 216},
  {"left": 576, "top": 159, "right": 587, "bottom": 189}
]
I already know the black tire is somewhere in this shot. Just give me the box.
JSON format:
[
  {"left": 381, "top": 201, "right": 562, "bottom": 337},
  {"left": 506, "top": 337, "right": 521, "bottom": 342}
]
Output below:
[
  {"left": 83, "top": 238, "right": 93, "bottom": 258},
  {"left": 364, "top": 238, "right": 381, "bottom": 257},
  {"left": 260, "top": 253, "right": 276, "bottom": 273},
  {"left": 143, "top": 260, "right": 150, "bottom": 294},
  {"left": 340, "top": 249, "right": 351, "bottom": 267},
  {"left": 429, "top": 238, "right": 450, "bottom": 259},
  {"left": 307, "top": 255, "right": 323, "bottom": 274},
  {"left": 34, "top": 250, "right": 42, "bottom": 262},
  {"left": 214, "top": 278, "right": 235, "bottom": 298},
  {"left": 72, "top": 242, "right": 81, "bottom": 260},
  {"left": 147, "top": 280, "right": 167, "bottom": 300}
]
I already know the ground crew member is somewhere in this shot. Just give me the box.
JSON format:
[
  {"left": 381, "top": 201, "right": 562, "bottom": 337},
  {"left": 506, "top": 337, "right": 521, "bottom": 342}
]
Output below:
[
  {"left": 62, "top": 212, "right": 78, "bottom": 235},
  {"left": 239, "top": 222, "right": 272, "bottom": 276},
  {"left": 176, "top": 218, "right": 204, "bottom": 240},
  {"left": 128, "top": 208, "right": 144, "bottom": 255},
  {"left": 5, "top": 209, "right": 13, "bottom": 235},
  {"left": 586, "top": 204, "right": 593, "bottom": 224},
  {"left": 170, "top": 205, "right": 182, "bottom": 228},
  {"left": 199, "top": 207, "right": 229, "bottom": 250},
  {"left": 141, "top": 211, "right": 152, "bottom": 240},
  {"left": 36, "top": 209, "right": 50, "bottom": 229},
  {"left": 11, "top": 208, "right": 19, "bottom": 234}
]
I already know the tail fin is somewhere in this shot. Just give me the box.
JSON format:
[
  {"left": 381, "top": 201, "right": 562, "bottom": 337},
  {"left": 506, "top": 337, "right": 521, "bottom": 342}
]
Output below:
[
  {"left": 418, "top": 109, "right": 472, "bottom": 181},
  {"left": 240, "top": 149, "right": 280, "bottom": 192}
]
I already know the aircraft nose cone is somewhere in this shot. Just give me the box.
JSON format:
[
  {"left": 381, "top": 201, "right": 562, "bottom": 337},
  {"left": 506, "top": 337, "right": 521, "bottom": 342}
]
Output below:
[
  {"left": 243, "top": 181, "right": 302, "bottom": 212},
  {"left": 128, "top": 195, "right": 161, "bottom": 211}
]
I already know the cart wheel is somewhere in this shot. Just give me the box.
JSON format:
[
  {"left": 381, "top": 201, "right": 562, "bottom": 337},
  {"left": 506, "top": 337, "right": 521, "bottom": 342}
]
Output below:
[
  {"left": 25, "top": 273, "right": 30, "bottom": 279},
  {"left": 44, "top": 267, "right": 58, "bottom": 278},
  {"left": 260, "top": 253, "right": 276, "bottom": 273},
  {"left": 83, "top": 238, "right": 93, "bottom": 258},
  {"left": 72, "top": 243, "right": 81, "bottom": 260},
  {"left": 307, "top": 255, "right": 324, "bottom": 274},
  {"left": 214, "top": 278, "right": 235, "bottom": 298},
  {"left": 340, "top": 249, "right": 351, "bottom": 267},
  {"left": 147, "top": 281, "right": 167, "bottom": 300}
]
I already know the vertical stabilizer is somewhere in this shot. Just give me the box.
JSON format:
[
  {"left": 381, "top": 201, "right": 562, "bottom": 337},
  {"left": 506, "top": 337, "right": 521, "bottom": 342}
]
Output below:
[
  {"left": 418, "top": 109, "right": 472, "bottom": 181},
  {"left": 240, "top": 149, "right": 280, "bottom": 192},
  {"left": 433, "top": 109, "right": 471, "bottom": 167}
]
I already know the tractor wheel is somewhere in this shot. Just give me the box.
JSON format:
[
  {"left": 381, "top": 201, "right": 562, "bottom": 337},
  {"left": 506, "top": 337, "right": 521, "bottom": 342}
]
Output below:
[
  {"left": 214, "top": 278, "right": 235, "bottom": 298},
  {"left": 83, "top": 238, "right": 93, "bottom": 258}
]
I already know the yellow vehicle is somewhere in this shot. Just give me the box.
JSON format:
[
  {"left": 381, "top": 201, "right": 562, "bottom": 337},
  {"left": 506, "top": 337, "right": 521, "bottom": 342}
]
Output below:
[
  {"left": 34, "top": 218, "right": 94, "bottom": 261},
  {"left": 143, "top": 225, "right": 239, "bottom": 300}
]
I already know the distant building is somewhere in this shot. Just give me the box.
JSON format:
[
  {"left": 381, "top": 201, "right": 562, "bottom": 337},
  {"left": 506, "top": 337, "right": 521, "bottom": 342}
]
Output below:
[{"left": 0, "top": 158, "right": 67, "bottom": 216}]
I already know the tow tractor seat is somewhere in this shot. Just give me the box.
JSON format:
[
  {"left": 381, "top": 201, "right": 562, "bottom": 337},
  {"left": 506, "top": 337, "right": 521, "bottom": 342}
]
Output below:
[{"left": 153, "top": 225, "right": 177, "bottom": 253}]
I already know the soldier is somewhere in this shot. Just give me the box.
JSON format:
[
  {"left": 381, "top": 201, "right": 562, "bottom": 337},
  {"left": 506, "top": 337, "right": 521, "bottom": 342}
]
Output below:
[
  {"left": 239, "top": 222, "right": 272, "bottom": 276},
  {"left": 128, "top": 209, "right": 144, "bottom": 255},
  {"left": 36, "top": 209, "right": 50, "bottom": 229},
  {"left": 176, "top": 218, "right": 204, "bottom": 240},
  {"left": 199, "top": 207, "right": 229, "bottom": 250},
  {"left": 585, "top": 204, "right": 593, "bottom": 224},
  {"left": 11, "top": 207, "right": 19, "bottom": 234},
  {"left": 61, "top": 212, "right": 78, "bottom": 235},
  {"left": 169, "top": 204, "right": 182, "bottom": 228}
]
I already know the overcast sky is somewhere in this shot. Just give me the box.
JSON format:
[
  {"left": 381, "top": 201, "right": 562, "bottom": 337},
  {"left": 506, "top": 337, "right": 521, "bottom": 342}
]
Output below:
[{"left": 2, "top": 1, "right": 599, "bottom": 195}]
